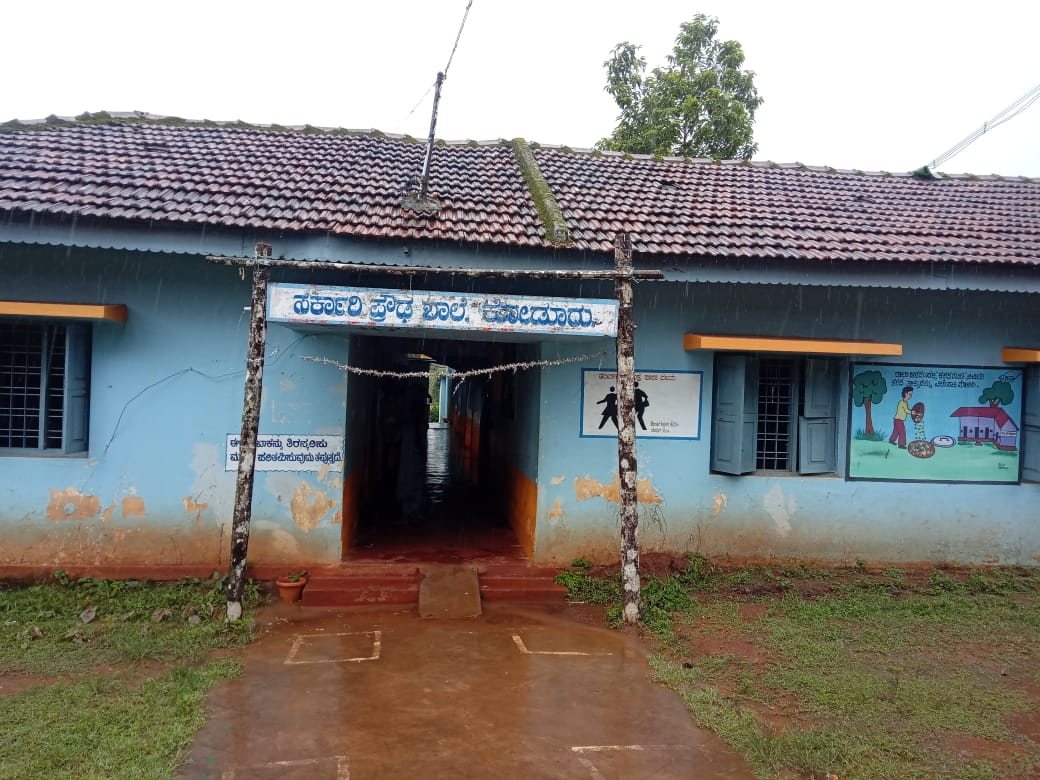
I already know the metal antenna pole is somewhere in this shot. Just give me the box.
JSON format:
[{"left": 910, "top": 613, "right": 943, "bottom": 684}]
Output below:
[{"left": 418, "top": 72, "right": 445, "bottom": 202}]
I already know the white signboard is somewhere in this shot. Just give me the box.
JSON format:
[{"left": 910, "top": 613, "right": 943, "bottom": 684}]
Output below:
[
  {"left": 580, "top": 369, "right": 702, "bottom": 440},
  {"left": 225, "top": 434, "right": 344, "bottom": 472},
  {"left": 268, "top": 283, "right": 619, "bottom": 337}
]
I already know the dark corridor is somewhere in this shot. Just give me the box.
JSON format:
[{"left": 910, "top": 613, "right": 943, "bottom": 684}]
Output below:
[{"left": 347, "top": 335, "right": 537, "bottom": 561}]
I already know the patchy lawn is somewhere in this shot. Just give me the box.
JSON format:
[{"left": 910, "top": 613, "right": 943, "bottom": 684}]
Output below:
[
  {"left": 558, "top": 557, "right": 1040, "bottom": 779},
  {"left": 0, "top": 573, "right": 263, "bottom": 779}
]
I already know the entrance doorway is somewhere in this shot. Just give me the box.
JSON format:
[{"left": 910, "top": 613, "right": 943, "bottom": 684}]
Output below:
[{"left": 343, "top": 334, "right": 540, "bottom": 562}]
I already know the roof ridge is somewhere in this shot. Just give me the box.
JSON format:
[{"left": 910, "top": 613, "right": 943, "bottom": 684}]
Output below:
[
  {"left": 3, "top": 111, "right": 1038, "bottom": 182},
  {"left": 531, "top": 145, "right": 1040, "bottom": 183},
  {"left": 512, "top": 139, "right": 573, "bottom": 246},
  {"left": 0, "top": 111, "right": 511, "bottom": 148}
]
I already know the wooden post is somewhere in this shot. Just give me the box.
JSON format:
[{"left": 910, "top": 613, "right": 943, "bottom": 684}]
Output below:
[
  {"left": 614, "top": 233, "right": 640, "bottom": 624},
  {"left": 226, "top": 265, "right": 270, "bottom": 622}
]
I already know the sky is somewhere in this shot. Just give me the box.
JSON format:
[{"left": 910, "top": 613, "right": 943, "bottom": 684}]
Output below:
[{"left": 4, "top": 0, "right": 1039, "bottom": 176}]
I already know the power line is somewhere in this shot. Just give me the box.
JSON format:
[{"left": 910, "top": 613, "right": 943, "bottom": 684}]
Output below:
[
  {"left": 395, "top": 81, "right": 436, "bottom": 133},
  {"left": 444, "top": 0, "right": 474, "bottom": 76},
  {"left": 394, "top": 1, "right": 474, "bottom": 134},
  {"left": 930, "top": 81, "right": 1040, "bottom": 170}
]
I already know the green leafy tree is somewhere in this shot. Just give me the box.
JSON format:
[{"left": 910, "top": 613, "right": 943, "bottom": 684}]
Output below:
[
  {"left": 979, "top": 381, "right": 1014, "bottom": 407},
  {"left": 853, "top": 370, "right": 889, "bottom": 436},
  {"left": 599, "top": 15, "right": 763, "bottom": 159}
]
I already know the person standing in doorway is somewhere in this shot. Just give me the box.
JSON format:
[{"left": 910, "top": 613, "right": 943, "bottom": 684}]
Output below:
[{"left": 889, "top": 386, "right": 913, "bottom": 449}]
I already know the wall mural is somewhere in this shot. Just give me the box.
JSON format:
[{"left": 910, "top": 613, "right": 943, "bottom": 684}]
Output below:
[
  {"left": 580, "top": 369, "right": 702, "bottom": 439},
  {"left": 848, "top": 364, "right": 1023, "bottom": 483}
]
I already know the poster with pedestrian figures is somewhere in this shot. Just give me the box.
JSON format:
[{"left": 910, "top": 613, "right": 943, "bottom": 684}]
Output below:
[
  {"left": 848, "top": 364, "right": 1023, "bottom": 483},
  {"left": 580, "top": 369, "right": 702, "bottom": 439}
]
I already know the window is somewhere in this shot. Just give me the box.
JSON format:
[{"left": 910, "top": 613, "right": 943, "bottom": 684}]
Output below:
[
  {"left": 711, "top": 354, "right": 841, "bottom": 475},
  {"left": 0, "top": 320, "right": 90, "bottom": 454},
  {"left": 1023, "top": 365, "right": 1040, "bottom": 482}
]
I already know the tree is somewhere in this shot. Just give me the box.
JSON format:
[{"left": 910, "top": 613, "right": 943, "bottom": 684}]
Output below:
[
  {"left": 979, "top": 381, "right": 1014, "bottom": 407},
  {"left": 853, "top": 370, "right": 889, "bottom": 437},
  {"left": 599, "top": 15, "right": 763, "bottom": 159}
]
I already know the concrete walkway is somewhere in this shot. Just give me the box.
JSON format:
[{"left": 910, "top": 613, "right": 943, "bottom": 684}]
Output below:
[{"left": 179, "top": 602, "right": 753, "bottom": 779}]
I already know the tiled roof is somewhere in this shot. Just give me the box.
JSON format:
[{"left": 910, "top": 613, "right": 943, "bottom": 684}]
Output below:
[
  {"left": 534, "top": 148, "right": 1040, "bottom": 263},
  {"left": 1, "top": 115, "right": 1039, "bottom": 265},
  {"left": 0, "top": 120, "right": 544, "bottom": 247}
]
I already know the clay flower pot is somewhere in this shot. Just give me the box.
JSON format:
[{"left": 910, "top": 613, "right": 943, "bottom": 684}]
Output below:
[{"left": 275, "top": 572, "right": 308, "bottom": 603}]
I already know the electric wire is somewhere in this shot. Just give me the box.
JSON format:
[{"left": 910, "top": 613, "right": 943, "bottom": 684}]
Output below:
[
  {"left": 394, "top": 0, "right": 473, "bottom": 134},
  {"left": 396, "top": 81, "right": 436, "bottom": 133},
  {"left": 930, "top": 81, "right": 1040, "bottom": 170},
  {"left": 443, "top": 0, "right": 474, "bottom": 77}
]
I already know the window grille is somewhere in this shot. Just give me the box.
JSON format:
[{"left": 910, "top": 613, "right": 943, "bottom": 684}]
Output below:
[
  {"left": 712, "top": 354, "right": 839, "bottom": 476},
  {"left": 1, "top": 322, "right": 70, "bottom": 450},
  {"left": 755, "top": 358, "right": 794, "bottom": 470}
]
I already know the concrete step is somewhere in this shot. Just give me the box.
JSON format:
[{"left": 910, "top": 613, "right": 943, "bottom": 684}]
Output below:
[
  {"left": 479, "top": 571, "right": 567, "bottom": 603},
  {"left": 301, "top": 572, "right": 420, "bottom": 607},
  {"left": 296, "top": 564, "right": 565, "bottom": 607}
]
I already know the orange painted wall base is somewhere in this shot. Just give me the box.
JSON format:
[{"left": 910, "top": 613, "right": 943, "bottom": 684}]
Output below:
[{"left": 506, "top": 465, "right": 537, "bottom": 559}]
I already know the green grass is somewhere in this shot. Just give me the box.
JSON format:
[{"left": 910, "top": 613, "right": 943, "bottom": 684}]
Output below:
[
  {"left": 0, "top": 658, "right": 242, "bottom": 779},
  {"left": 0, "top": 573, "right": 262, "bottom": 675},
  {"left": 0, "top": 574, "right": 264, "bottom": 779},
  {"left": 560, "top": 561, "right": 1040, "bottom": 779}
]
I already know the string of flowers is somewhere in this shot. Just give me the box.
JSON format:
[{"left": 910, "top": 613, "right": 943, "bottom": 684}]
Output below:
[{"left": 302, "top": 351, "right": 607, "bottom": 381}]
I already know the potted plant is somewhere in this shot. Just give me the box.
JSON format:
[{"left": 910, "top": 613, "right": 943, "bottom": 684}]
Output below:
[{"left": 275, "top": 570, "right": 308, "bottom": 603}]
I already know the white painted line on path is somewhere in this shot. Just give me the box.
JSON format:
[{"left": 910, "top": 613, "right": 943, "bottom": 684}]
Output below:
[
  {"left": 221, "top": 754, "right": 349, "bottom": 779},
  {"left": 572, "top": 745, "right": 694, "bottom": 779},
  {"left": 571, "top": 744, "right": 690, "bottom": 753},
  {"left": 284, "top": 630, "right": 382, "bottom": 665},
  {"left": 575, "top": 756, "right": 606, "bottom": 779},
  {"left": 511, "top": 634, "right": 613, "bottom": 656}
]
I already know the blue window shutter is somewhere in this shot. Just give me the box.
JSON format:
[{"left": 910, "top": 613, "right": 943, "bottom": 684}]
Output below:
[
  {"left": 1024, "top": 367, "right": 1040, "bottom": 482},
  {"left": 63, "top": 323, "right": 91, "bottom": 454},
  {"left": 803, "top": 358, "right": 838, "bottom": 418},
  {"left": 1024, "top": 366, "right": 1040, "bottom": 428},
  {"left": 799, "top": 358, "right": 838, "bottom": 474},
  {"left": 712, "top": 355, "right": 758, "bottom": 475},
  {"left": 799, "top": 416, "right": 837, "bottom": 473}
]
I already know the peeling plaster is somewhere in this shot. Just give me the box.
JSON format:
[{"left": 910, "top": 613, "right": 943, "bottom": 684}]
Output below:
[
  {"left": 183, "top": 495, "right": 209, "bottom": 524},
  {"left": 102, "top": 501, "right": 116, "bottom": 522},
  {"left": 121, "top": 496, "right": 146, "bottom": 518},
  {"left": 712, "top": 491, "right": 728, "bottom": 515},
  {"left": 573, "top": 475, "right": 663, "bottom": 505},
  {"left": 289, "top": 483, "right": 337, "bottom": 532},
  {"left": 46, "top": 487, "right": 101, "bottom": 521},
  {"left": 252, "top": 521, "right": 301, "bottom": 557},
  {"left": 548, "top": 498, "right": 565, "bottom": 523},
  {"left": 190, "top": 443, "right": 235, "bottom": 521},
  {"left": 550, "top": 476, "right": 565, "bottom": 485},
  {"left": 279, "top": 379, "right": 297, "bottom": 391},
  {"left": 763, "top": 485, "right": 796, "bottom": 537},
  {"left": 317, "top": 463, "right": 343, "bottom": 490}
]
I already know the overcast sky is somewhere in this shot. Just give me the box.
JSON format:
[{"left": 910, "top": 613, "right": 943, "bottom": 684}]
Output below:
[{"left": 4, "top": 0, "right": 1038, "bottom": 176}]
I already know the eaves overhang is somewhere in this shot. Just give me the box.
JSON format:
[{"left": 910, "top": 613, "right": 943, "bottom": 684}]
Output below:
[{"left": 2, "top": 213, "right": 1040, "bottom": 294}]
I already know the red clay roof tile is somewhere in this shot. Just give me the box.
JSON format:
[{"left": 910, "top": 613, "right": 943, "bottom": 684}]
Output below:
[{"left": 0, "top": 119, "right": 1038, "bottom": 264}]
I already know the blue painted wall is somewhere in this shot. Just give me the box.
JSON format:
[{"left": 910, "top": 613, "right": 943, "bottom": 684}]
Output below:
[
  {"left": 532, "top": 283, "right": 1040, "bottom": 566},
  {"left": 3, "top": 237, "right": 1038, "bottom": 570},
  {"left": 1, "top": 245, "right": 349, "bottom": 570}
]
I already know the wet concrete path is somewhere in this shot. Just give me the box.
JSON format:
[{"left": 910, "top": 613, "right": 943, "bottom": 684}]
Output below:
[{"left": 180, "top": 602, "right": 752, "bottom": 779}]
